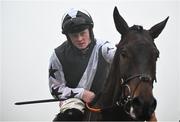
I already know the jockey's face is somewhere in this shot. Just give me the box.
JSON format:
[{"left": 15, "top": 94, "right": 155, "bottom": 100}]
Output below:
[{"left": 69, "top": 29, "right": 91, "bottom": 49}]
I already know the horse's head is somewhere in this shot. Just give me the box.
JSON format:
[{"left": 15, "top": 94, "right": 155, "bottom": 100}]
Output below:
[
  {"left": 99, "top": 7, "right": 168, "bottom": 120},
  {"left": 113, "top": 7, "right": 169, "bottom": 120}
]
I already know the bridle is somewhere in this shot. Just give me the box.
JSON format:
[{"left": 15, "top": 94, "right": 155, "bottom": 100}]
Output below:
[
  {"left": 86, "top": 73, "right": 156, "bottom": 115},
  {"left": 117, "top": 73, "right": 155, "bottom": 116}
]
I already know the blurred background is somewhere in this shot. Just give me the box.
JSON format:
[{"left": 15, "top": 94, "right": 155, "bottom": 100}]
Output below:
[{"left": 0, "top": 0, "right": 180, "bottom": 121}]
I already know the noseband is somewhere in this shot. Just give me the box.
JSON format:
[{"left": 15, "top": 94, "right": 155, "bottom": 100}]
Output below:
[{"left": 117, "top": 74, "right": 156, "bottom": 115}]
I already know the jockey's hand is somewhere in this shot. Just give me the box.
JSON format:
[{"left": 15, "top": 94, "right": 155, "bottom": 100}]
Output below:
[{"left": 82, "top": 90, "right": 95, "bottom": 103}]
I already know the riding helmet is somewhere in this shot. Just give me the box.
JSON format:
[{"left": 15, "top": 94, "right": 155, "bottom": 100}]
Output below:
[{"left": 61, "top": 8, "right": 94, "bottom": 34}]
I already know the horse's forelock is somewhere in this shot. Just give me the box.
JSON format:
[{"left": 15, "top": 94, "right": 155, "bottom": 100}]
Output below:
[{"left": 130, "top": 25, "right": 143, "bottom": 32}]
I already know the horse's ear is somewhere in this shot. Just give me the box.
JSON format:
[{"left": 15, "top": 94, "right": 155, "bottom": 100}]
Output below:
[
  {"left": 113, "top": 6, "right": 129, "bottom": 35},
  {"left": 149, "top": 17, "right": 169, "bottom": 39}
]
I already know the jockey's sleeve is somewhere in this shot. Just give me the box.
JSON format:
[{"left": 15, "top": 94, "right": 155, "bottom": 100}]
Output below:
[
  {"left": 48, "top": 52, "right": 84, "bottom": 100},
  {"left": 101, "top": 42, "right": 117, "bottom": 64}
]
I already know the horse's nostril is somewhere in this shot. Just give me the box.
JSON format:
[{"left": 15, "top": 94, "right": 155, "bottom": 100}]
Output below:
[
  {"left": 133, "top": 97, "right": 142, "bottom": 107},
  {"left": 131, "top": 97, "right": 157, "bottom": 120},
  {"left": 147, "top": 98, "right": 157, "bottom": 116}
]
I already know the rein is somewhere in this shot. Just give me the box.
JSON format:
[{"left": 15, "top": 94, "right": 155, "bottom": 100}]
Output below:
[{"left": 86, "top": 103, "right": 101, "bottom": 112}]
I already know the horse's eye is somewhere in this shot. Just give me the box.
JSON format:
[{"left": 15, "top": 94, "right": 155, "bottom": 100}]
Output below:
[{"left": 120, "top": 51, "right": 127, "bottom": 58}]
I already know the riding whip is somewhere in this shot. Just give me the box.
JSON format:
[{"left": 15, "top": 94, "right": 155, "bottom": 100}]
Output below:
[{"left": 15, "top": 98, "right": 66, "bottom": 105}]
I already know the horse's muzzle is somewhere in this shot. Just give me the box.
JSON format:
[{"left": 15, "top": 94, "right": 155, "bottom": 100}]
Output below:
[{"left": 131, "top": 96, "right": 157, "bottom": 120}]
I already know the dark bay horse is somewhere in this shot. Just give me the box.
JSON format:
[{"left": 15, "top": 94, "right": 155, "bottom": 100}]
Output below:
[{"left": 85, "top": 7, "right": 169, "bottom": 121}]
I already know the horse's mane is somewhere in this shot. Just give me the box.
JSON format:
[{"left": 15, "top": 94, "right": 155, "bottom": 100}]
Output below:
[{"left": 97, "top": 46, "right": 122, "bottom": 107}]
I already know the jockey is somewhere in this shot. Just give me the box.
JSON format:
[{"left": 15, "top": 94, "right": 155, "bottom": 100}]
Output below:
[{"left": 48, "top": 8, "right": 116, "bottom": 121}]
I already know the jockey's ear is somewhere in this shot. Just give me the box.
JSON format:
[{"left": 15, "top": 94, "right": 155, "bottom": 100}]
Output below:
[{"left": 149, "top": 17, "right": 169, "bottom": 39}]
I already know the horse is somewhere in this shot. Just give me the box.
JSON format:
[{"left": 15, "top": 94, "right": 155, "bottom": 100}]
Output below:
[{"left": 84, "top": 6, "right": 169, "bottom": 121}]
